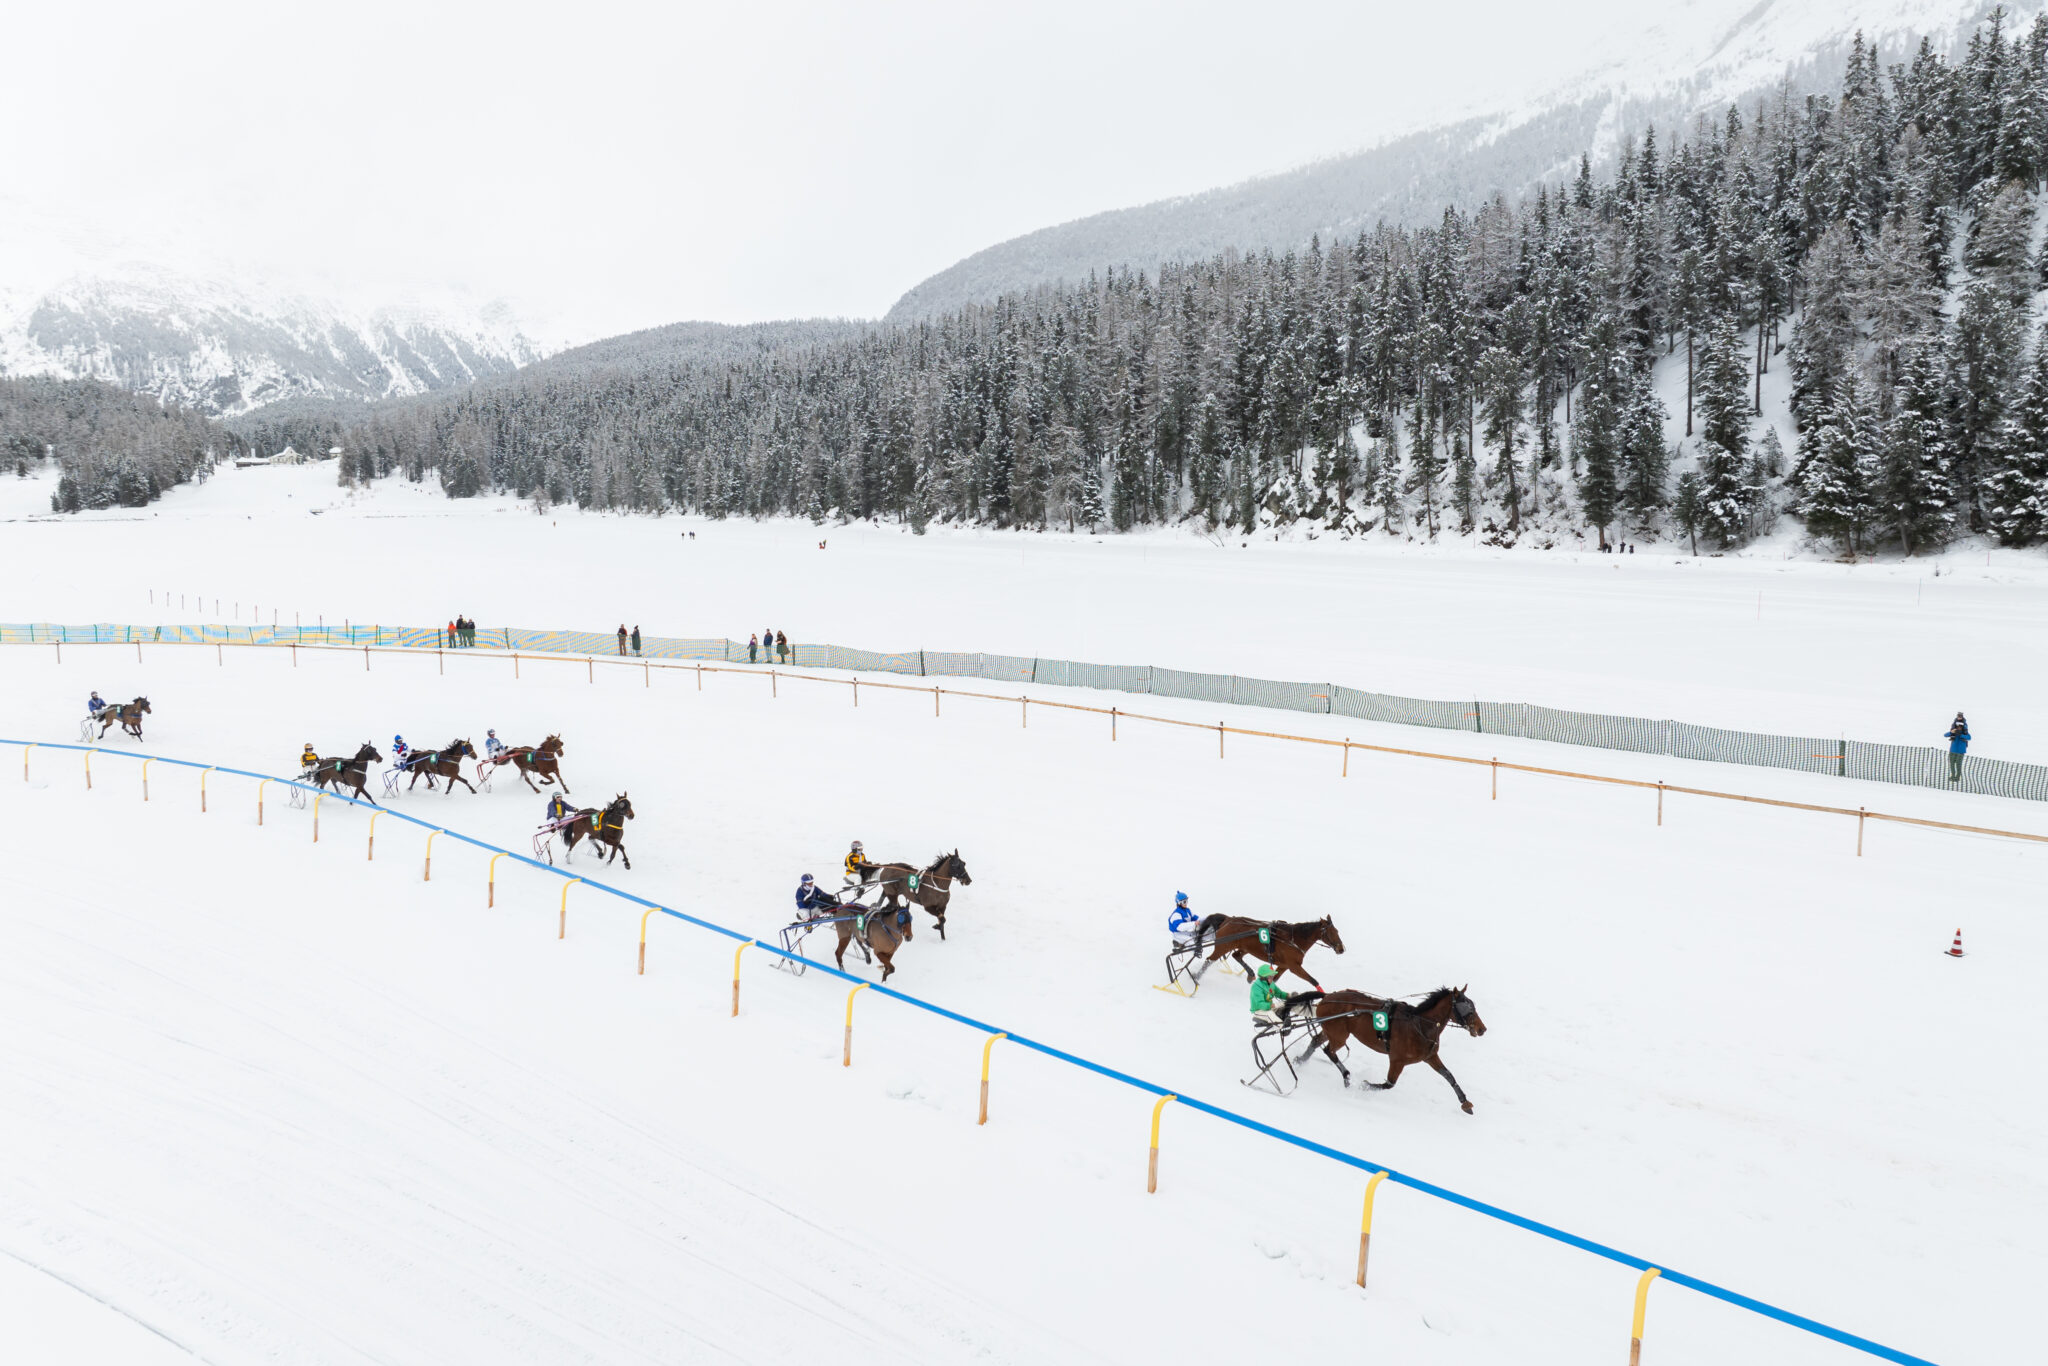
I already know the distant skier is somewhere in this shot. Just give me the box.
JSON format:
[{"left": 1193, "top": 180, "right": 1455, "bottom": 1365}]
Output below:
[{"left": 1944, "top": 713, "right": 1971, "bottom": 782}]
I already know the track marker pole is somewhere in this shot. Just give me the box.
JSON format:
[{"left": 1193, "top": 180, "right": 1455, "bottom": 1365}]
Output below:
[
  {"left": 1629, "top": 1267, "right": 1662, "bottom": 1365},
  {"left": 1147, "top": 1094, "right": 1177, "bottom": 1192},
  {"left": 423, "top": 830, "right": 441, "bottom": 880},
  {"left": 367, "top": 811, "right": 381, "bottom": 860},
  {"left": 1357, "top": 1170, "right": 1390, "bottom": 1288},
  {"left": 559, "top": 877, "right": 580, "bottom": 938},
  {"left": 843, "top": 982, "right": 869, "bottom": 1065},
  {"left": 1342, "top": 739, "right": 1350, "bottom": 777},
  {"left": 1857, "top": 807, "right": 1866, "bottom": 856},
  {"left": 141, "top": 758, "right": 152, "bottom": 801},
  {"left": 312, "top": 793, "right": 321, "bottom": 842},
  {"left": 201, "top": 766, "right": 213, "bottom": 811},
  {"left": 724, "top": 942, "right": 749, "bottom": 1015},
  {"left": 258, "top": 778, "right": 269, "bottom": 824},
  {"left": 1657, "top": 782, "right": 1664, "bottom": 826},
  {"left": 23, "top": 742, "right": 33, "bottom": 781},
  {"left": 978, "top": 1032, "right": 1007, "bottom": 1124},
  {"left": 488, "top": 852, "right": 507, "bottom": 906},
  {"left": 638, "top": 907, "right": 666, "bottom": 975},
  {"left": 84, "top": 749, "right": 93, "bottom": 789}
]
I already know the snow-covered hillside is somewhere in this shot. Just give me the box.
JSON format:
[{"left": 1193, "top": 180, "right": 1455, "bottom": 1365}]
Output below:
[{"left": 888, "top": 0, "right": 2044, "bottom": 318}]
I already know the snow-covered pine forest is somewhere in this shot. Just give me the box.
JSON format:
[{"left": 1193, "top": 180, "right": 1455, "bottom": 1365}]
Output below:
[
  {"left": 58, "top": 13, "right": 2048, "bottom": 556},
  {"left": 1, "top": 377, "right": 224, "bottom": 510}
]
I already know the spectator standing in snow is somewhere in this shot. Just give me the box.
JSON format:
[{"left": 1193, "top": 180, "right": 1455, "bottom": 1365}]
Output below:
[
  {"left": 446, "top": 619, "right": 456, "bottom": 649},
  {"left": 776, "top": 630, "right": 789, "bottom": 664},
  {"left": 764, "top": 625, "right": 774, "bottom": 660},
  {"left": 747, "top": 633, "right": 759, "bottom": 663},
  {"left": 616, "top": 624, "right": 629, "bottom": 656},
  {"left": 1944, "top": 714, "right": 1971, "bottom": 781},
  {"left": 631, "top": 625, "right": 642, "bottom": 655}
]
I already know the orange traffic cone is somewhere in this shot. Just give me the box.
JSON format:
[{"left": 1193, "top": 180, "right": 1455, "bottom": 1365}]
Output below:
[{"left": 1945, "top": 929, "right": 1965, "bottom": 958}]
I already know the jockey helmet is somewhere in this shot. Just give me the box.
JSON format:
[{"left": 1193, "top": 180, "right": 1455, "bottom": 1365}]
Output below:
[
  {"left": 487, "top": 729, "right": 496, "bottom": 737},
  {"left": 1257, "top": 963, "right": 1278, "bottom": 980},
  {"left": 1175, "top": 890, "right": 1188, "bottom": 905},
  {"left": 800, "top": 873, "right": 815, "bottom": 886}
]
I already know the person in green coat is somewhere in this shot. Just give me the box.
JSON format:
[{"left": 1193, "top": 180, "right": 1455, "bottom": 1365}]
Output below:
[{"left": 1249, "top": 963, "right": 1291, "bottom": 1028}]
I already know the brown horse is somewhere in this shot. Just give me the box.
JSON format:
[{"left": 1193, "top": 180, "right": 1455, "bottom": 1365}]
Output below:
[
  {"left": 1188, "top": 914, "right": 1344, "bottom": 989},
  {"left": 408, "top": 739, "right": 480, "bottom": 793},
  {"left": 563, "top": 793, "right": 634, "bottom": 868},
  {"left": 870, "top": 851, "right": 972, "bottom": 940},
  {"left": 97, "top": 696, "right": 152, "bottom": 741},
  {"left": 1282, "top": 986, "right": 1487, "bottom": 1113},
  {"left": 831, "top": 903, "right": 913, "bottom": 981},
  {"left": 507, "top": 735, "right": 568, "bottom": 794},
  {"left": 309, "top": 743, "right": 383, "bottom": 805}
]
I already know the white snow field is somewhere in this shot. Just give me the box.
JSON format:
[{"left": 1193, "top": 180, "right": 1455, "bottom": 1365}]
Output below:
[
  {"left": 1, "top": 626, "right": 2042, "bottom": 1365},
  {"left": 8, "top": 458, "right": 2048, "bottom": 760}
]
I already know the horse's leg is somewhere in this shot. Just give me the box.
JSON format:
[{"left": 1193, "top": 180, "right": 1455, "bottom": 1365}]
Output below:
[
  {"left": 1287, "top": 952, "right": 1323, "bottom": 990},
  {"left": 553, "top": 769, "right": 569, "bottom": 794},
  {"left": 833, "top": 926, "right": 850, "bottom": 971},
  {"left": 521, "top": 767, "right": 541, "bottom": 794},
  {"left": 1425, "top": 1054, "right": 1475, "bottom": 1114},
  {"left": 447, "top": 770, "right": 476, "bottom": 794}
]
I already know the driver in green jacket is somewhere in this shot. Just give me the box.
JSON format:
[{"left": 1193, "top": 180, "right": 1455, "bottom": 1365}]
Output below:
[{"left": 1249, "top": 963, "right": 1291, "bottom": 1028}]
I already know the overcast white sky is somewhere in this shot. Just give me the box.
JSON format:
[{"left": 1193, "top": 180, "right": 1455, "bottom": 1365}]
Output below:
[{"left": 5, "top": 0, "right": 1733, "bottom": 342}]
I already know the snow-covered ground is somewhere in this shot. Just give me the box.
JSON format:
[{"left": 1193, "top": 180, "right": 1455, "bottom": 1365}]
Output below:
[
  {"left": 6, "top": 458, "right": 2048, "bottom": 764},
  {"left": 4, "top": 465, "right": 2044, "bottom": 1363},
  {"left": 1, "top": 624, "right": 2040, "bottom": 1364}
]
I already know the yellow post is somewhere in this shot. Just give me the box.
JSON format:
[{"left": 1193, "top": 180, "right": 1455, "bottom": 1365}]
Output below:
[
  {"left": 1629, "top": 1267, "right": 1661, "bottom": 1365},
  {"left": 22, "top": 742, "right": 34, "bottom": 781},
  {"left": 201, "top": 766, "right": 213, "bottom": 812},
  {"left": 731, "top": 938, "right": 756, "bottom": 1012},
  {"left": 85, "top": 749, "right": 93, "bottom": 789},
  {"left": 423, "top": 829, "right": 442, "bottom": 880},
  {"left": 312, "top": 792, "right": 322, "bottom": 841},
  {"left": 978, "top": 1032, "right": 1007, "bottom": 1124},
  {"left": 141, "top": 757, "right": 152, "bottom": 801},
  {"left": 639, "top": 907, "right": 664, "bottom": 975},
  {"left": 1147, "top": 1094, "right": 1177, "bottom": 1192},
  {"left": 258, "top": 777, "right": 270, "bottom": 824},
  {"left": 367, "top": 810, "right": 381, "bottom": 860},
  {"left": 741, "top": 942, "right": 765, "bottom": 1015},
  {"left": 559, "top": 876, "right": 581, "bottom": 938},
  {"left": 487, "top": 852, "right": 507, "bottom": 907},
  {"left": 843, "top": 982, "right": 870, "bottom": 1065},
  {"left": 1356, "top": 1170, "right": 1390, "bottom": 1288}
]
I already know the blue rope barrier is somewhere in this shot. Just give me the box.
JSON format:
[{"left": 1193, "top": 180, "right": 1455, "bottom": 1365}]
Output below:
[{"left": 1, "top": 736, "right": 1941, "bottom": 1366}]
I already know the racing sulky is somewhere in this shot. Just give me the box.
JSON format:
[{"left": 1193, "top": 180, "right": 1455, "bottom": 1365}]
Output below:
[
  {"left": 867, "top": 850, "right": 972, "bottom": 940},
  {"left": 1280, "top": 986, "right": 1487, "bottom": 1113},
  {"left": 98, "top": 696, "right": 152, "bottom": 741}
]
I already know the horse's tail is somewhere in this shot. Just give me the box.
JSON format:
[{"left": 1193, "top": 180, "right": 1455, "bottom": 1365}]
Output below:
[{"left": 1191, "top": 912, "right": 1225, "bottom": 954}]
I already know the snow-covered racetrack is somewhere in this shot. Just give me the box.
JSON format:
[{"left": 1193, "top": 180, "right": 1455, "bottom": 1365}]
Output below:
[{"left": 2, "top": 637, "right": 2039, "bottom": 1364}]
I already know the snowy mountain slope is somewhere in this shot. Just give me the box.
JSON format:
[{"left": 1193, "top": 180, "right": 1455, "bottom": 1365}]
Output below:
[
  {"left": 886, "top": 0, "right": 2043, "bottom": 320},
  {"left": 1, "top": 636, "right": 2039, "bottom": 1364},
  {"left": 0, "top": 269, "right": 540, "bottom": 419}
]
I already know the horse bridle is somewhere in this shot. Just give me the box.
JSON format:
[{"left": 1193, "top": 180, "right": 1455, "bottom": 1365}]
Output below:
[{"left": 1450, "top": 996, "right": 1478, "bottom": 1031}]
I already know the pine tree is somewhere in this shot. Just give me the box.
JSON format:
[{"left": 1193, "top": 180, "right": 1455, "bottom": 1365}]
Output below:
[
  {"left": 1878, "top": 344, "right": 1957, "bottom": 553},
  {"left": 1673, "top": 469, "right": 1705, "bottom": 554},
  {"left": 1795, "top": 380, "right": 1881, "bottom": 551},
  {"left": 1985, "top": 324, "right": 2048, "bottom": 543}
]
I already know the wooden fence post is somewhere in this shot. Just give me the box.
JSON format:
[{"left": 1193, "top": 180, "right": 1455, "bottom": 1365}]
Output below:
[
  {"left": 1491, "top": 757, "right": 1498, "bottom": 800},
  {"left": 1112, "top": 706, "right": 1118, "bottom": 741},
  {"left": 1857, "top": 807, "right": 1866, "bottom": 856},
  {"left": 1342, "top": 739, "right": 1350, "bottom": 777},
  {"left": 1218, "top": 722, "right": 1225, "bottom": 758}
]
